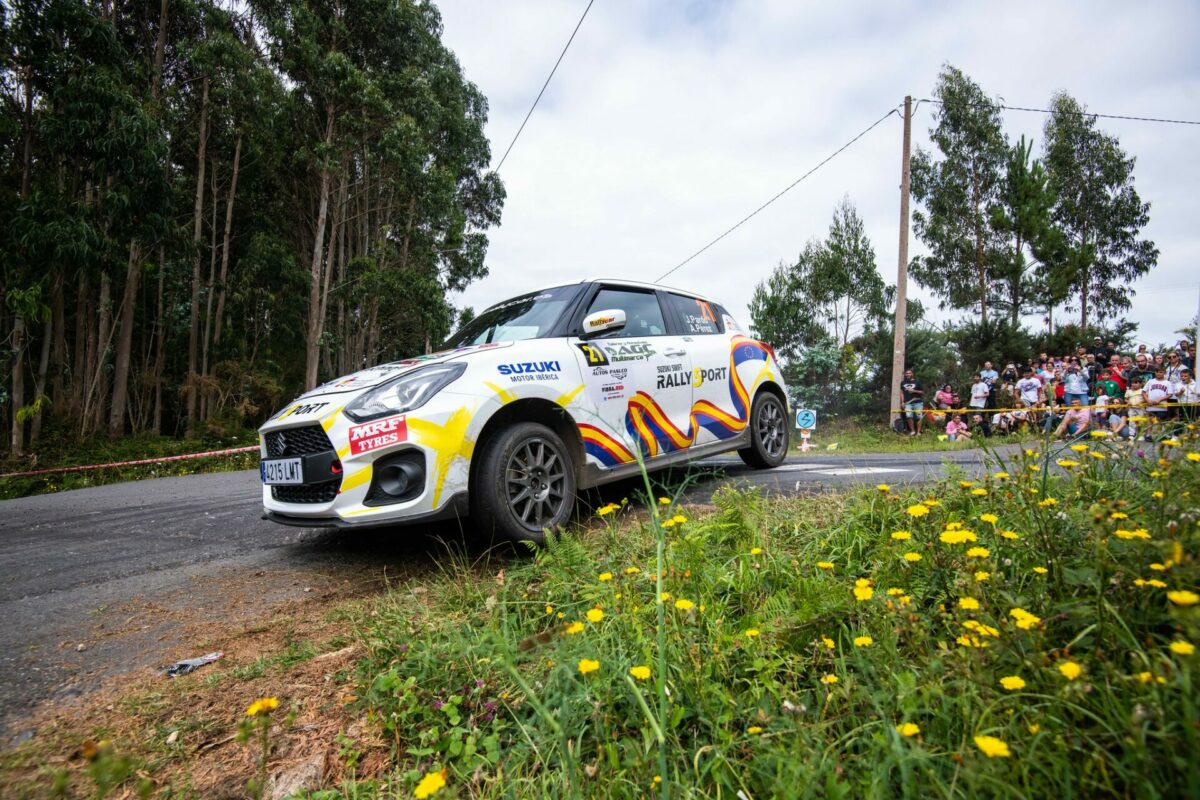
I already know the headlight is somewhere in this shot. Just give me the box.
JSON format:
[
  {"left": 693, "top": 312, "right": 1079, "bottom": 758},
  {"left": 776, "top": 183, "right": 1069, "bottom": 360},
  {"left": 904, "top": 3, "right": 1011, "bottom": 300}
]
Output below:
[{"left": 343, "top": 363, "right": 467, "bottom": 422}]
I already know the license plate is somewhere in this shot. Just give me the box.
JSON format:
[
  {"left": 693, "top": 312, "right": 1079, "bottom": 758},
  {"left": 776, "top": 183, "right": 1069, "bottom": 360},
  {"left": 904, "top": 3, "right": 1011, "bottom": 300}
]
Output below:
[{"left": 261, "top": 458, "right": 304, "bottom": 485}]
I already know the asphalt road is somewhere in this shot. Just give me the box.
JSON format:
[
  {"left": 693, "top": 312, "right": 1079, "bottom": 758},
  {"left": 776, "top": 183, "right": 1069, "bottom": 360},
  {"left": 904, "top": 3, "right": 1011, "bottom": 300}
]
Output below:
[{"left": 0, "top": 445, "right": 1016, "bottom": 737}]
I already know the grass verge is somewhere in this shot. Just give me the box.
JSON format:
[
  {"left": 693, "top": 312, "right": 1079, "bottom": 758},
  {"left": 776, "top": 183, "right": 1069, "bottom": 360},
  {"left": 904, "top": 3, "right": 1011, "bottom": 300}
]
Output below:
[
  {"left": 793, "top": 416, "right": 1041, "bottom": 455},
  {"left": 2, "top": 428, "right": 1198, "bottom": 798}
]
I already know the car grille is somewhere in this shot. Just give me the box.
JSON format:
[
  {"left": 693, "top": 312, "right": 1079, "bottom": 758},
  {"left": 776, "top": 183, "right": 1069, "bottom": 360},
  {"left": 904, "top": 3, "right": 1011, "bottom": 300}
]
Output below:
[
  {"left": 265, "top": 425, "right": 334, "bottom": 458},
  {"left": 265, "top": 425, "right": 341, "bottom": 504},
  {"left": 272, "top": 482, "right": 340, "bottom": 504}
]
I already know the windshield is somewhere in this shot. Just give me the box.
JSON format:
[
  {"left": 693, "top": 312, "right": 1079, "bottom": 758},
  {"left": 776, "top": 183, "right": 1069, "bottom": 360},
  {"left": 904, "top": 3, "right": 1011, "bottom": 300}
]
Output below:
[{"left": 443, "top": 285, "right": 579, "bottom": 348}]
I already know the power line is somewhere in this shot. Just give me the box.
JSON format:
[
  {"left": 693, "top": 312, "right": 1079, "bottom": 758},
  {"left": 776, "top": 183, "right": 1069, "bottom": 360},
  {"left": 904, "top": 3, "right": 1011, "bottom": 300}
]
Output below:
[
  {"left": 920, "top": 98, "right": 1200, "bottom": 127},
  {"left": 493, "top": 0, "right": 596, "bottom": 174},
  {"left": 657, "top": 106, "right": 900, "bottom": 283}
]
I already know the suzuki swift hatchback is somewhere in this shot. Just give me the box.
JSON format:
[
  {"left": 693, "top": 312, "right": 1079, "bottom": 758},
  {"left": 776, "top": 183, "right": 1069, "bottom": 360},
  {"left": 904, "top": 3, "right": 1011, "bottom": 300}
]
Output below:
[{"left": 259, "top": 280, "right": 790, "bottom": 542}]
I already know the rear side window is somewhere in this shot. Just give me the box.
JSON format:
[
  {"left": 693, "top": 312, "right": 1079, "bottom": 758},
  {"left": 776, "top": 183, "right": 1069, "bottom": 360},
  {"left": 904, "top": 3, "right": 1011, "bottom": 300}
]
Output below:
[
  {"left": 666, "top": 294, "right": 723, "bottom": 335},
  {"left": 586, "top": 288, "right": 668, "bottom": 337}
]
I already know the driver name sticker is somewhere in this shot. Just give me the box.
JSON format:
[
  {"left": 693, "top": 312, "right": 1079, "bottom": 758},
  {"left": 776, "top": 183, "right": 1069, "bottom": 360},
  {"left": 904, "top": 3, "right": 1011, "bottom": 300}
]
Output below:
[{"left": 349, "top": 415, "right": 408, "bottom": 455}]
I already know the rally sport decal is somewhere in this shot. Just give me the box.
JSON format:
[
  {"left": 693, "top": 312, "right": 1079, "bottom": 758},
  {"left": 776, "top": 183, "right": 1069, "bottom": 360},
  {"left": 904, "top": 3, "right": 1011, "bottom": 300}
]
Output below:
[{"left": 580, "top": 336, "right": 772, "bottom": 467}]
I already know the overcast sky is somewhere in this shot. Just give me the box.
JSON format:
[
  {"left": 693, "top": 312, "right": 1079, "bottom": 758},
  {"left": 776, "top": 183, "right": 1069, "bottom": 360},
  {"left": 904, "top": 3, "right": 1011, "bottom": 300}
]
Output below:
[{"left": 437, "top": 0, "right": 1200, "bottom": 349}]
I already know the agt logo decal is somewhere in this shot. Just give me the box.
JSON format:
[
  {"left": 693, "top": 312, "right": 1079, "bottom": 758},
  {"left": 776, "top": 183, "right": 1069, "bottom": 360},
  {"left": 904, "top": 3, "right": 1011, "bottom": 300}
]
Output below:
[
  {"left": 498, "top": 361, "right": 561, "bottom": 383},
  {"left": 693, "top": 366, "right": 728, "bottom": 387},
  {"left": 348, "top": 415, "right": 407, "bottom": 455},
  {"left": 276, "top": 401, "right": 330, "bottom": 420},
  {"left": 606, "top": 341, "right": 656, "bottom": 362}
]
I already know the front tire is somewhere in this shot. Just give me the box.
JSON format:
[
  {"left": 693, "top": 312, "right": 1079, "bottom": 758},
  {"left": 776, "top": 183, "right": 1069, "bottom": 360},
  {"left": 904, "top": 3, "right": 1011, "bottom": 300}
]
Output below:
[
  {"left": 738, "top": 391, "right": 789, "bottom": 469},
  {"left": 471, "top": 422, "right": 576, "bottom": 545}
]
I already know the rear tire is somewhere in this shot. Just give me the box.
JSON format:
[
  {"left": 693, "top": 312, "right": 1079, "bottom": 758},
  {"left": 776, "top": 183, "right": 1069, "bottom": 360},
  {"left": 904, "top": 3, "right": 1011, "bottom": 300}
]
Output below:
[
  {"left": 738, "top": 391, "right": 789, "bottom": 469},
  {"left": 471, "top": 422, "right": 576, "bottom": 545}
]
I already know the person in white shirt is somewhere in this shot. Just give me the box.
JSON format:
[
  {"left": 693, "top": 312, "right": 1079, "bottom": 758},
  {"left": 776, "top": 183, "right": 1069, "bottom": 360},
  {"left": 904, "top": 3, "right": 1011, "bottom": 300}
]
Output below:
[
  {"left": 1178, "top": 368, "right": 1199, "bottom": 421},
  {"left": 1015, "top": 367, "right": 1043, "bottom": 423},
  {"left": 969, "top": 373, "right": 990, "bottom": 410}
]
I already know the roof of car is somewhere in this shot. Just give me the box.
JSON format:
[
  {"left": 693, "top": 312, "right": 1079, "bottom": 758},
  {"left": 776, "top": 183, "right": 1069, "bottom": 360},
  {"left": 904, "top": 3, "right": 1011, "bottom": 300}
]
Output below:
[{"left": 528, "top": 278, "right": 718, "bottom": 305}]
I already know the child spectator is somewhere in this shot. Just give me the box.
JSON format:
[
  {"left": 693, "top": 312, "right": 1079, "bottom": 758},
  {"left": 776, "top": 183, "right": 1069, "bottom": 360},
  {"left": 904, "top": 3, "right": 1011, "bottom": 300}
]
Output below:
[
  {"left": 1016, "top": 367, "right": 1042, "bottom": 410},
  {"left": 1144, "top": 366, "right": 1174, "bottom": 421},
  {"left": 900, "top": 368, "right": 925, "bottom": 436},
  {"left": 1054, "top": 397, "right": 1092, "bottom": 439}
]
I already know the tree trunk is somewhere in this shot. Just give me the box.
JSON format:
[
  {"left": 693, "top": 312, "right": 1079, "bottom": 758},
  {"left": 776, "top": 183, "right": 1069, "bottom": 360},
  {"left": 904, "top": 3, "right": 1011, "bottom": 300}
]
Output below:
[
  {"left": 201, "top": 159, "right": 220, "bottom": 420},
  {"left": 108, "top": 241, "right": 141, "bottom": 436},
  {"left": 152, "top": 247, "right": 165, "bottom": 435},
  {"left": 30, "top": 314, "right": 52, "bottom": 443},
  {"left": 152, "top": 0, "right": 169, "bottom": 102},
  {"left": 304, "top": 105, "right": 337, "bottom": 390},
  {"left": 73, "top": 276, "right": 89, "bottom": 415},
  {"left": 186, "top": 76, "right": 210, "bottom": 437},
  {"left": 10, "top": 317, "right": 25, "bottom": 456},
  {"left": 213, "top": 133, "right": 241, "bottom": 348},
  {"left": 50, "top": 275, "right": 66, "bottom": 402}
]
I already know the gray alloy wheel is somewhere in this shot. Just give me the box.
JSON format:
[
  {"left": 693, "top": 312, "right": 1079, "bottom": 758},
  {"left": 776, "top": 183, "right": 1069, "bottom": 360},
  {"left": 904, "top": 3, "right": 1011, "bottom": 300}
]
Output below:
[
  {"left": 738, "top": 392, "right": 789, "bottom": 469},
  {"left": 472, "top": 422, "right": 576, "bottom": 544}
]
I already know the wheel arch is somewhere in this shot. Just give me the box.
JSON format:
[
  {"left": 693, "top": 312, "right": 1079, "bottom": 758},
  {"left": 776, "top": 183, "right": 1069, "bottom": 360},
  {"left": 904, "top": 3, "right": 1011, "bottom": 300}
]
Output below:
[
  {"left": 754, "top": 380, "right": 790, "bottom": 416},
  {"left": 470, "top": 398, "right": 586, "bottom": 494}
]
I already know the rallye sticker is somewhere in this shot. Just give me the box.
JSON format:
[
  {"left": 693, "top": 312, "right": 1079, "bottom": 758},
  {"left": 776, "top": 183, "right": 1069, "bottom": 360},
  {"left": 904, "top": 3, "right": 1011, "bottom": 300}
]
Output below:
[{"left": 348, "top": 415, "right": 408, "bottom": 455}]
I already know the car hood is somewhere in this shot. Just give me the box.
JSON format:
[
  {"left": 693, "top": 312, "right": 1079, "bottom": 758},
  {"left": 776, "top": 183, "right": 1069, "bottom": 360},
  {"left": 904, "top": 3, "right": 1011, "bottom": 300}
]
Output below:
[{"left": 261, "top": 342, "right": 516, "bottom": 430}]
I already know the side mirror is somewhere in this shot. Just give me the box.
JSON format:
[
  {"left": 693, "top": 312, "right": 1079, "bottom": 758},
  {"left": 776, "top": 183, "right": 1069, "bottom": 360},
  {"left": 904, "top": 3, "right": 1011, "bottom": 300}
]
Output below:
[{"left": 581, "top": 309, "right": 626, "bottom": 338}]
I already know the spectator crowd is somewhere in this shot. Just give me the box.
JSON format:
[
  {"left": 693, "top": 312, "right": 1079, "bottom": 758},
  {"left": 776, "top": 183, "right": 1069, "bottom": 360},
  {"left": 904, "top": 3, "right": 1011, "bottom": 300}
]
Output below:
[{"left": 898, "top": 336, "right": 1199, "bottom": 441}]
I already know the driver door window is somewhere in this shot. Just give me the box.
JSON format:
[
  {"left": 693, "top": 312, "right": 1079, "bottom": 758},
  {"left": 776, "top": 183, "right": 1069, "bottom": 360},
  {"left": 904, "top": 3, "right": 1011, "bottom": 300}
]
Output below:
[{"left": 585, "top": 288, "right": 667, "bottom": 338}]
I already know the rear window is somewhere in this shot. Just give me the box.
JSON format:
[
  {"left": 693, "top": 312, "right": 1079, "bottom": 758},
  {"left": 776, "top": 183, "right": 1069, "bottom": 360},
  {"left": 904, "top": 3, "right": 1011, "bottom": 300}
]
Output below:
[{"left": 666, "top": 294, "right": 723, "bottom": 335}]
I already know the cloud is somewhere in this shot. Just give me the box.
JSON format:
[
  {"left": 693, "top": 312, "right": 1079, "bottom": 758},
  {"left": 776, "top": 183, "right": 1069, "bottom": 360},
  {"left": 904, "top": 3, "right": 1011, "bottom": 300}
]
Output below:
[{"left": 438, "top": 0, "right": 1200, "bottom": 349}]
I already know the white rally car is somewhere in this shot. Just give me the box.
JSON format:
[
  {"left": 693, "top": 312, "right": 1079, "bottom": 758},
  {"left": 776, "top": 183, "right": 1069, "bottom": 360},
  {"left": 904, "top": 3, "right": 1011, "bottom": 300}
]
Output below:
[{"left": 259, "top": 279, "right": 790, "bottom": 542}]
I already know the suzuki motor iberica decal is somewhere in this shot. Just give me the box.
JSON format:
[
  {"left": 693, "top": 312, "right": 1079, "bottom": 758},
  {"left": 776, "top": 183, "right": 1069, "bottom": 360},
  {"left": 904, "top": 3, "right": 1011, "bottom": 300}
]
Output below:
[
  {"left": 348, "top": 415, "right": 408, "bottom": 455},
  {"left": 497, "top": 361, "right": 562, "bottom": 382}
]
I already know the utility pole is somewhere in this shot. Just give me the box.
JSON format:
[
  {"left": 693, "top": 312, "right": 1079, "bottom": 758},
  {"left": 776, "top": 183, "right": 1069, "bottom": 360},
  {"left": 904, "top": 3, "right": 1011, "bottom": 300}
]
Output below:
[{"left": 889, "top": 96, "right": 912, "bottom": 427}]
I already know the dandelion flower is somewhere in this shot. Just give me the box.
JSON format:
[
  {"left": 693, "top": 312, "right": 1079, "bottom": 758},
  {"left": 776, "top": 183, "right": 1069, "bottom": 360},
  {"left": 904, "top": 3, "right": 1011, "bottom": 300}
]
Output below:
[
  {"left": 963, "top": 620, "right": 1000, "bottom": 638},
  {"left": 923, "top": 499, "right": 941, "bottom": 506},
  {"left": 660, "top": 592, "right": 672, "bottom": 602},
  {"left": 971, "top": 488, "right": 989, "bottom": 496},
  {"left": 822, "top": 636, "right": 835, "bottom": 649},
  {"left": 630, "top": 665, "right": 651, "bottom": 680},
  {"left": 598, "top": 572, "right": 613, "bottom": 582},
  {"left": 816, "top": 561, "right": 834, "bottom": 569},
  {"left": 1070, "top": 443, "right": 1089, "bottom": 452},
  {"left": 624, "top": 566, "right": 641, "bottom": 574},
  {"left": 903, "top": 552, "right": 923, "bottom": 562},
  {"left": 980, "top": 513, "right": 999, "bottom": 525},
  {"left": 876, "top": 484, "right": 891, "bottom": 492},
  {"left": 586, "top": 608, "right": 604, "bottom": 623},
  {"left": 974, "top": 735, "right": 1011, "bottom": 758},
  {"left": 1033, "top": 566, "right": 1048, "bottom": 575},
  {"left": 993, "top": 471, "right": 1010, "bottom": 479},
  {"left": 577, "top": 658, "right": 600, "bottom": 674},
  {"left": 896, "top": 722, "right": 920, "bottom": 737},
  {"left": 907, "top": 504, "right": 930, "bottom": 518},
  {"left": 960, "top": 481, "right": 977, "bottom": 488},
  {"left": 940, "top": 529, "right": 977, "bottom": 544},
  {"left": 672, "top": 514, "right": 687, "bottom": 524},
  {"left": 1058, "top": 661, "right": 1083, "bottom": 680},
  {"left": 1056, "top": 459, "right": 1081, "bottom": 468},
  {"left": 1110, "top": 512, "right": 1129, "bottom": 520},
  {"left": 853, "top": 635, "right": 873, "bottom": 647},
  {"left": 1168, "top": 590, "right": 1199, "bottom": 606},
  {"left": 1010, "top": 608, "right": 1042, "bottom": 629},
  {"left": 1170, "top": 641, "right": 1195, "bottom": 656},
  {"left": 565, "top": 621, "right": 585, "bottom": 635},
  {"left": 1038, "top": 498, "right": 1058, "bottom": 507},
  {"left": 958, "top": 597, "right": 980, "bottom": 610},
  {"left": 597, "top": 503, "right": 620, "bottom": 517},
  {"left": 1187, "top": 452, "right": 1200, "bottom": 462},
  {"left": 658, "top": 496, "right": 671, "bottom": 505},
  {"left": 414, "top": 769, "right": 447, "bottom": 799},
  {"left": 1152, "top": 491, "right": 1164, "bottom": 499},
  {"left": 1162, "top": 438, "right": 1180, "bottom": 447},
  {"left": 246, "top": 697, "right": 279, "bottom": 717},
  {"left": 1000, "top": 676, "right": 1026, "bottom": 691},
  {"left": 966, "top": 547, "right": 990, "bottom": 558},
  {"left": 744, "top": 628, "right": 760, "bottom": 638},
  {"left": 820, "top": 674, "right": 838, "bottom": 684},
  {"left": 1000, "top": 530, "right": 1020, "bottom": 540},
  {"left": 747, "top": 726, "right": 763, "bottom": 734},
  {"left": 891, "top": 530, "right": 912, "bottom": 540},
  {"left": 545, "top": 605, "right": 554, "bottom": 615},
  {"left": 1136, "top": 671, "right": 1154, "bottom": 683},
  {"left": 674, "top": 598, "right": 695, "bottom": 611},
  {"left": 974, "top": 571, "right": 990, "bottom": 581},
  {"left": 854, "top": 586, "right": 874, "bottom": 601},
  {"left": 886, "top": 588, "right": 904, "bottom": 596}
]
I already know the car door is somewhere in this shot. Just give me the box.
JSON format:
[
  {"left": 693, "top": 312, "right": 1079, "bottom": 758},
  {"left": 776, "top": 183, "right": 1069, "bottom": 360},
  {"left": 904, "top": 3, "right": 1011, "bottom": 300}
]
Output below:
[
  {"left": 568, "top": 285, "right": 693, "bottom": 465},
  {"left": 663, "top": 293, "right": 744, "bottom": 447}
]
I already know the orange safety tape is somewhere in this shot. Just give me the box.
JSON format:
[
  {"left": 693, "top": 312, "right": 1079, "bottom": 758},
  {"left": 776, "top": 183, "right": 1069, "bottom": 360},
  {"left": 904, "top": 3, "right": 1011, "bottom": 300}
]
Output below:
[{"left": 0, "top": 445, "right": 259, "bottom": 479}]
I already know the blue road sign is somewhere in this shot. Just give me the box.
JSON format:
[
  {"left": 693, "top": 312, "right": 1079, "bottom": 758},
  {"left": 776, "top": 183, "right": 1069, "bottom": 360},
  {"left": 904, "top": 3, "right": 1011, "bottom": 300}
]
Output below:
[{"left": 795, "top": 409, "right": 817, "bottom": 430}]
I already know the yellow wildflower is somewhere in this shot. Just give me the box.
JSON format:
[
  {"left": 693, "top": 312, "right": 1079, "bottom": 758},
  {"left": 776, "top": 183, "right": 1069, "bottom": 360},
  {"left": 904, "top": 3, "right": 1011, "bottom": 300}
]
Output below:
[
  {"left": 891, "top": 530, "right": 912, "bottom": 540},
  {"left": 993, "top": 471, "right": 1009, "bottom": 479},
  {"left": 672, "top": 514, "right": 687, "bottom": 524},
  {"left": 624, "top": 566, "right": 640, "bottom": 574},
  {"left": 974, "top": 735, "right": 1011, "bottom": 758},
  {"left": 1167, "top": 590, "right": 1199, "bottom": 606},
  {"left": 1038, "top": 498, "right": 1058, "bottom": 507},
  {"left": 674, "top": 598, "right": 695, "bottom": 611},
  {"left": 1000, "top": 530, "right": 1020, "bottom": 540},
  {"left": 896, "top": 722, "right": 920, "bottom": 737},
  {"left": 940, "top": 529, "right": 978, "bottom": 544},
  {"left": 876, "top": 483, "right": 891, "bottom": 492},
  {"left": 577, "top": 658, "right": 600, "bottom": 675},
  {"left": 820, "top": 674, "right": 838, "bottom": 684},
  {"left": 1187, "top": 452, "right": 1200, "bottom": 462},
  {"left": 1152, "top": 491, "right": 1164, "bottom": 499},
  {"left": 903, "top": 552, "right": 922, "bottom": 562},
  {"left": 245, "top": 697, "right": 279, "bottom": 717},
  {"left": 565, "top": 621, "right": 584, "bottom": 635},
  {"left": 963, "top": 620, "right": 1000, "bottom": 638},
  {"left": 971, "top": 488, "right": 989, "bottom": 496},
  {"left": 974, "top": 571, "right": 990, "bottom": 581},
  {"left": 597, "top": 503, "right": 620, "bottom": 517},
  {"left": 1000, "top": 676, "right": 1026, "bottom": 691},
  {"left": 886, "top": 588, "right": 904, "bottom": 596},
  {"left": 822, "top": 636, "right": 835, "bottom": 649},
  {"left": 414, "top": 769, "right": 447, "bottom": 799},
  {"left": 906, "top": 504, "right": 930, "bottom": 518},
  {"left": 923, "top": 499, "right": 941, "bottom": 506},
  {"left": 1010, "top": 608, "right": 1041, "bottom": 629},
  {"left": 980, "top": 513, "right": 999, "bottom": 525},
  {"left": 958, "top": 597, "right": 980, "bottom": 610},
  {"left": 1136, "top": 671, "right": 1154, "bottom": 683},
  {"left": 816, "top": 561, "right": 834, "bottom": 570},
  {"left": 630, "top": 665, "right": 651, "bottom": 680},
  {"left": 1033, "top": 566, "right": 1048, "bottom": 574},
  {"left": 1169, "top": 641, "right": 1195, "bottom": 656},
  {"left": 744, "top": 628, "right": 760, "bottom": 638},
  {"left": 658, "top": 497, "right": 670, "bottom": 505},
  {"left": 1089, "top": 429, "right": 1110, "bottom": 438},
  {"left": 1110, "top": 512, "right": 1129, "bottom": 520},
  {"left": 749, "top": 547, "right": 763, "bottom": 555},
  {"left": 545, "top": 605, "right": 554, "bottom": 615},
  {"left": 598, "top": 572, "right": 613, "bottom": 582},
  {"left": 966, "top": 547, "right": 990, "bottom": 558},
  {"left": 853, "top": 586, "right": 874, "bottom": 601},
  {"left": 1070, "top": 443, "right": 1089, "bottom": 452},
  {"left": 586, "top": 608, "right": 604, "bottom": 623},
  {"left": 1162, "top": 438, "right": 1180, "bottom": 447},
  {"left": 1027, "top": 724, "right": 1041, "bottom": 734},
  {"left": 1058, "top": 661, "right": 1082, "bottom": 680},
  {"left": 1056, "top": 459, "right": 1081, "bottom": 468},
  {"left": 853, "top": 635, "right": 873, "bottom": 647}
]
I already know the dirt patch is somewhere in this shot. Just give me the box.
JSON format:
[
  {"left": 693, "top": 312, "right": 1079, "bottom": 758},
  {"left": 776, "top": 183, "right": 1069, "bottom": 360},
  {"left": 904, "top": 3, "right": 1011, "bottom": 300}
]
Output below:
[{"left": 0, "top": 561, "right": 400, "bottom": 798}]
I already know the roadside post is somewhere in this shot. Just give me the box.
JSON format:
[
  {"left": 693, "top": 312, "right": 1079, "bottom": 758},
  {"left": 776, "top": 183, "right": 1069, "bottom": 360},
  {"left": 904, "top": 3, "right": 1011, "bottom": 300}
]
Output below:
[{"left": 795, "top": 408, "right": 817, "bottom": 452}]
